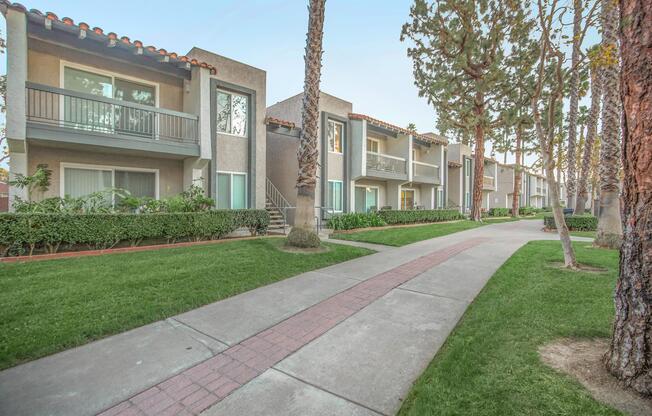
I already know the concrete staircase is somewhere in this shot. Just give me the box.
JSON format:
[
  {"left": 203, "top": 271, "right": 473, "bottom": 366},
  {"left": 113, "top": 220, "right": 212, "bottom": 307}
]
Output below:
[{"left": 266, "top": 199, "right": 288, "bottom": 234}]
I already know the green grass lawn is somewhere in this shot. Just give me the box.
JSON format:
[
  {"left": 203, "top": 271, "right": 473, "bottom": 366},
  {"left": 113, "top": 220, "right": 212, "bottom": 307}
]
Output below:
[
  {"left": 399, "top": 241, "right": 620, "bottom": 416},
  {"left": 331, "top": 218, "right": 516, "bottom": 247},
  {"left": 0, "top": 238, "right": 372, "bottom": 370},
  {"left": 570, "top": 230, "right": 597, "bottom": 238}
]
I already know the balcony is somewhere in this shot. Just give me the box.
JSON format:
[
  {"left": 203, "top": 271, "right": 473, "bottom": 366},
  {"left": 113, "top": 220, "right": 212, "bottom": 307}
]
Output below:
[
  {"left": 366, "top": 152, "right": 407, "bottom": 180},
  {"left": 412, "top": 161, "right": 440, "bottom": 184},
  {"left": 482, "top": 175, "right": 495, "bottom": 190},
  {"left": 25, "top": 82, "right": 200, "bottom": 157}
]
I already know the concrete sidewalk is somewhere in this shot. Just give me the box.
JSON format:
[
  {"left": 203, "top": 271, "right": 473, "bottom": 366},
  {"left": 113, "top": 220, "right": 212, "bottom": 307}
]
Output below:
[{"left": 0, "top": 220, "right": 585, "bottom": 416}]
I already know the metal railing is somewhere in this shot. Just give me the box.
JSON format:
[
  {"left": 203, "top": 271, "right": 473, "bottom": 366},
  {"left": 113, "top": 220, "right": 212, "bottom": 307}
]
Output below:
[
  {"left": 266, "top": 178, "right": 293, "bottom": 234},
  {"left": 412, "top": 161, "right": 440, "bottom": 181},
  {"left": 366, "top": 152, "right": 407, "bottom": 175},
  {"left": 483, "top": 175, "right": 495, "bottom": 189},
  {"left": 26, "top": 82, "right": 199, "bottom": 144}
]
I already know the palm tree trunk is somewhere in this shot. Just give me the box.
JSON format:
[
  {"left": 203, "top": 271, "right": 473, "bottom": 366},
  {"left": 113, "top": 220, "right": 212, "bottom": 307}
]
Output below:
[
  {"left": 512, "top": 124, "right": 523, "bottom": 217},
  {"left": 604, "top": 0, "right": 652, "bottom": 394},
  {"left": 595, "top": 0, "right": 623, "bottom": 248},
  {"left": 576, "top": 63, "right": 602, "bottom": 214},
  {"left": 566, "top": 0, "right": 582, "bottom": 210},
  {"left": 288, "top": 0, "right": 325, "bottom": 248}
]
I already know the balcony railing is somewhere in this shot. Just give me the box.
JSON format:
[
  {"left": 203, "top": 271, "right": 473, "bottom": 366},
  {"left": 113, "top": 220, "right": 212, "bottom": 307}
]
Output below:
[
  {"left": 483, "top": 175, "right": 495, "bottom": 189},
  {"left": 412, "top": 161, "right": 440, "bottom": 183},
  {"left": 26, "top": 82, "right": 199, "bottom": 144},
  {"left": 366, "top": 152, "right": 407, "bottom": 175}
]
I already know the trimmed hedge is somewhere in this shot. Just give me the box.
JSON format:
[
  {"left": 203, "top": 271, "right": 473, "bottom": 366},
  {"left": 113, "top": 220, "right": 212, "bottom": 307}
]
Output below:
[
  {"left": 488, "top": 208, "right": 510, "bottom": 217},
  {"left": 377, "top": 209, "right": 463, "bottom": 225},
  {"left": 543, "top": 214, "right": 597, "bottom": 231},
  {"left": 328, "top": 212, "right": 386, "bottom": 231},
  {"left": 0, "top": 210, "right": 269, "bottom": 257}
]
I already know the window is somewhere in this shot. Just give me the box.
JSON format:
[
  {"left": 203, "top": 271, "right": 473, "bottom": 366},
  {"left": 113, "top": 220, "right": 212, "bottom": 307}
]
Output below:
[
  {"left": 437, "top": 188, "right": 444, "bottom": 208},
  {"left": 366, "top": 138, "right": 379, "bottom": 153},
  {"left": 412, "top": 148, "right": 417, "bottom": 161},
  {"left": 63, "top": 65, "right": 157, "bottom": 136},
  {"left": 216, "top": 90, "right": 249, "bottom": 137},
  {"left": 464, "top": 158, "right": 472, "bottom": 177},
  {"left": 327, "top": 180, "right": 343, "bottom": 212},
  {"left": 355, "top": 186, "right": 378, "bottom": 213},
  {"left": 328, "top": 120, "right": 343, "bottom": 153},
  {"left": 62, "top": 164, "right": 157, "bottom": 205},
  {"left": 217, "top": 172, "right": 247, "bottom": 209}
]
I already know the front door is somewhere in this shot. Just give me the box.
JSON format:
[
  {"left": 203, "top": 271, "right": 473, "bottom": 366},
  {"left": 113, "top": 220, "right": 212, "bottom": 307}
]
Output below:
[{"left": 401, "top": 189, "right": 415, "bottom": 210}]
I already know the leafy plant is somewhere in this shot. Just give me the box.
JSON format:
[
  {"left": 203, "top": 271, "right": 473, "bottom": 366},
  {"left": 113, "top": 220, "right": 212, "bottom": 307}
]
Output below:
[
  {"left": 328, "top": 212, "right": 387, "bottom": 231},
  {"left": 544, "top": 214, "right": 597, "bottom": 231}
]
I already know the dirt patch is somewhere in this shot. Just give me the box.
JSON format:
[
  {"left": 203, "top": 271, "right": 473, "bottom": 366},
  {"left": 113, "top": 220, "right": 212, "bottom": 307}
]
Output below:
[
  {"left": 539, "top": 338, "right": 652, "bottom": 416},
  {"left": 276, "top": 243, "right": 331, "bottom": 254},
  {"left": 547, "top": 262, "right": 609, "bottom": 274}
]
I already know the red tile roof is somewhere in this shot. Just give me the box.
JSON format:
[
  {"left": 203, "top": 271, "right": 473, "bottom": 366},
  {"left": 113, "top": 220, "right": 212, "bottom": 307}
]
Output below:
[
  {"left": 348, "top": 113, "right": 448, "bottom": 145},
  {"left": 265, "top": 116, "right": 296, "bottom": 129},
  {"left": 0, "top": 1, "right": 217, "bottom": 75}
]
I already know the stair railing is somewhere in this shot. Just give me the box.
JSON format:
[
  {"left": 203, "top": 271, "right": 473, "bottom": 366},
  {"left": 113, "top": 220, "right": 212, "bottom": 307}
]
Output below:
[{"left": 266, "top": 178, "right": 293, "bottom": 233}]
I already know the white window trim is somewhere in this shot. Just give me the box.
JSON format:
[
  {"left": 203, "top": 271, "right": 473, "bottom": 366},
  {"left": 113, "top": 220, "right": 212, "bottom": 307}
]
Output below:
[
  {"left": 217, "top": 171, "right": 248, "bottom": 209},
  {"left": 60, "top": 60, "right": 160, "bottom": 107},
  {"left": 328, "top": 180, "right": 344, "bottom": 213},
  {"left": 366, "top": 137, "right": 380, "bottom": 154},
  {"left": 355, "top": 185, "right": 379, "bottom": 212},
  {"left": 215, "top": 89, "right": 250, "bottom": 138},
  {"left": 60, "top": 162, "right": 160, "bottom": 200},
  {"left": 328, "top": 120, "right": 344, "bottom": 154}
]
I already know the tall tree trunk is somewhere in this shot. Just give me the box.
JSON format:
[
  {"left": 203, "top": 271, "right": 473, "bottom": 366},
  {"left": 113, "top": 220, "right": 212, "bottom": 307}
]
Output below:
[
  {"left": 566, "top": 0, "right": 583, "bottom": 210},
  {"left": 288, "top": 0, "right": 325, "bottom": 248},
  {"left": 512, "top": 124, "right": 523, "bottom": 217},
  {"left": 576, "top": 63, "right": 602, "bottom": 214},
  {"left": 604, "top": 0, "right": 652, "bottom": 394},
  {"left": 595, "top": 0, "right": 623, "bottom": 248},
  {"left": 471, "top": 90, "right": 485, "bottom": 222}
]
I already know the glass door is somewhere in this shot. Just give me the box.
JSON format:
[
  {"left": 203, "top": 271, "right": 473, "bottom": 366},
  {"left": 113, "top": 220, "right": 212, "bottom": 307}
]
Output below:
[{"left": 401, "top": 189, "right": 415, "bottom": 210}]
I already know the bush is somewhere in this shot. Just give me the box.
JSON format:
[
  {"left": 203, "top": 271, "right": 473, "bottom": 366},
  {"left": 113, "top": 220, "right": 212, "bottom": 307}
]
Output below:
[
  {"left": 327, "top": 212, "right": 387, "bottom": 231},
  {"left": 488, "top": 208, "right": 510, "bottom": 217},
  {"left": 0, "top": 210, "right": 269, "bottom": 257},
  {"left": 377, "top": 209, "right": 463, "bottom": 225},
  {"left": 286, "top": 227, "right": 321, "bottom": 248},
  {"left": 543, "top": 214, "right": 597, "bottom": 231},
  {"left": 519, "top": 206, "right": 536, "bottom": 216}
]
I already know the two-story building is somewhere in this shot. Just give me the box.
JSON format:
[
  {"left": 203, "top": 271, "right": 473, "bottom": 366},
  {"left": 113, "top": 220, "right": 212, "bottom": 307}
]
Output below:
[
  {"left": 266, "top": 91, "right": 447, "bottom": 221},
  {"left": 3, "top": 2, "right": 266, "bottom": 210}
]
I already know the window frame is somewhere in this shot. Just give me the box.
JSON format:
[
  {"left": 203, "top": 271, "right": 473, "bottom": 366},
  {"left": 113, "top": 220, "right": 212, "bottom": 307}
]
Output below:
[
  {"left": 401, "top": 188, "right": 416, "bottom": 210},
  {"left": 327, "top": 180, "right": 344, "bottom": 213},
  {"left": 327, "top": 120, "right": 344, "bottom": 154},
  {"left": 59, "top": 162, "right": 160, "bottom": 203},
  {"left": 355, "top": 185, "right": 379, "bottom": 213},
  {"left": 60, "top": 61, "right": 160, "bottom": 107},
  {"left": 216, "top": 171, "right": 248, "bottom": 209},
  {"left": 366, "top": 137, "right": 380, "bottom": 154},
  {"left": 437, "top": 188, "right": 444, "bottom": 209},
  {"left": 215, "top": 88, "right": 250, "bottom": 138}
]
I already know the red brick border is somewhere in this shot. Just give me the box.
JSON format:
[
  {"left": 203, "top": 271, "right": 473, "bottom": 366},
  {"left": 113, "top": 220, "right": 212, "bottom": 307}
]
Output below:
[
  {"left": 98, "top": 237, "right": 489, "bottom": 416},
  {"left": 0, "top": 235, "right": 284, "bottom": 264}
]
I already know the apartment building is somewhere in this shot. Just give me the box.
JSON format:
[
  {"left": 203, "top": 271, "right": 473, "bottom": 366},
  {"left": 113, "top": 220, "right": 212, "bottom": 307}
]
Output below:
[
  {"left": 3, "top": 2, "right": 266, "bottom": 210},
  {"left": 266, "top": 91, "right": 447, "bottom": 220},
  {"left": 445, "top": 143, "right": 498, "bottom": 212},
  {"left": 493, "top": 163, "right": 550, "bottom": 210}
]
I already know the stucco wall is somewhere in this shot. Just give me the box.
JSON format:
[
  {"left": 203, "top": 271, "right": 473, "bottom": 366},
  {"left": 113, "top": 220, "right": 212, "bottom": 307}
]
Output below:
[
  {"left": 188, "top": 47, "right": 267, "bottom": 209},
  {"left": 27, "top": 39, "right": 185, "bottom": 112},
  {"left": 27, "top": 145, "right": 184, "bottom": 200},
  {"left": 266, "top": 131, "right": 298, "bottom": 206}
]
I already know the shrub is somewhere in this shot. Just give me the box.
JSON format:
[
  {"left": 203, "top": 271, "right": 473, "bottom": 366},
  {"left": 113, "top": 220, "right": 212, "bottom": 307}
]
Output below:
[
  {"left": 377, "top": 209, "right": 463, "bottom": 225},
  {"left": 286, "top": 227, "right": 321, "bottom": 248},
  {"left": 328, "top": 212, "right": 386, "bottom": 231},
  {"left": 0, "top": 210, "right": 269, "bottom": 257},
  {"left": 489, "top": 207, "right": 510, "bottom": 217},
  {"left": 519, "top": 206, "right": 536, "bottom": 216},
  {"left": 543, "top": 214, "right": 597, "bottom": 231}
]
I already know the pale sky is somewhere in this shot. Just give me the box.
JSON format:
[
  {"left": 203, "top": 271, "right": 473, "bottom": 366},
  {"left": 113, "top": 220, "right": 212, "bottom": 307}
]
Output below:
[{"left": 1, "top": 0, "right": 601, "bottom": 170}]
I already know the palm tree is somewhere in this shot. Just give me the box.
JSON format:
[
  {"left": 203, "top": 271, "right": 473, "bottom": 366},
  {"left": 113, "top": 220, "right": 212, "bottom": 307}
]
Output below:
[
  {"left": 286, "top": 0, "right": 326, "bottom": 248},
  {"left": 565, "top": 0, "right": 583, "bottom": 210},
  {"left": 604, "top": 0, "right": 652, "bottom": 394},
  {"left": 594, "top": 0, "right": 622, "bottom": 248},
  {"left": 575, "top": 47, "right": 601, "bottom": 214}
]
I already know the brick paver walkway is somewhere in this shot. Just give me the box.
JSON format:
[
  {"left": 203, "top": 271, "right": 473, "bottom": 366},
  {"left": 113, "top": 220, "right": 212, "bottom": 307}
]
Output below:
[{"left": 99, "top": 237, "right": 489, "bottom": 416}]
